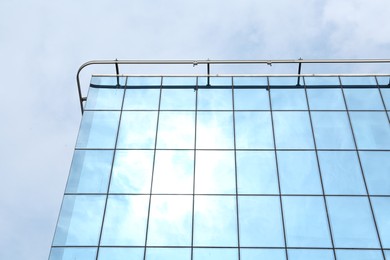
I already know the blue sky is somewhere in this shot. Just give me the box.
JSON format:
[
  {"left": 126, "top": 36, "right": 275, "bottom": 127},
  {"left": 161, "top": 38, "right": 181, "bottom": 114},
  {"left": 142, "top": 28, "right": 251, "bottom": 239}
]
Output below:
[{"left": 1, "top": 0, "right": 390, "bottom": 259}]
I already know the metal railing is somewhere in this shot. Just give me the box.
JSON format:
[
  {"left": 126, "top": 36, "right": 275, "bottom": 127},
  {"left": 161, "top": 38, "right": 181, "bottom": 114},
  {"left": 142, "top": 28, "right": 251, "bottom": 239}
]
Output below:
[{"left": 77, "top": 59, "right": 390, "bottom": 113}]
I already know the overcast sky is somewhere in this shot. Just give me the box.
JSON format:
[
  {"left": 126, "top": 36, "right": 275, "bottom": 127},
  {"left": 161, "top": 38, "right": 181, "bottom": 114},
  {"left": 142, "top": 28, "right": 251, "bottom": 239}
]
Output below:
[{"left": 1, "top": 0, "right": 390, "bottom": 259}]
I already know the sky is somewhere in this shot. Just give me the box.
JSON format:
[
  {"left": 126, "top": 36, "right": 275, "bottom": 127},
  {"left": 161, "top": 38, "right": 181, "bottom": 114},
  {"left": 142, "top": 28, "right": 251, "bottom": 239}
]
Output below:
[{"left": 0, "top": 0, "right": 390, "bottom": 259}]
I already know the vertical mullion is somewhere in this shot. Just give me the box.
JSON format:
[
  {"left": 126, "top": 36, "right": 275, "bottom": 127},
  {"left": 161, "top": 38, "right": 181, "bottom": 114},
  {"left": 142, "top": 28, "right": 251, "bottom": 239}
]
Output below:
[
  {"left": 303, "top": 78, "right": 337, "bottom": 259},
  {"left": 267, "top": 79, "right": 289, "bottom": 260},
  {"left": 96, "top": 77, "right": 127, "bottom": 260},
  {"left": 143, "top": 77, "right": 163, "bottom": 260},
  {"left": 191, "top": 77, "right": 198, "bottom": 260},
  {"left": 231, "top": 77, "right": 241, "bottom": 260},
  {"left": 339, "top": 77, "right": 386, "bottom": 259}
]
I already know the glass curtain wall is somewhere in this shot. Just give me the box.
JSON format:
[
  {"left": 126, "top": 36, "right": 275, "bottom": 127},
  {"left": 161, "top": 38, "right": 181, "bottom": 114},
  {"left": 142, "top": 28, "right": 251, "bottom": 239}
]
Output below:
[{"left": 50, "top": 75, "right": 390, "bottom": 260}]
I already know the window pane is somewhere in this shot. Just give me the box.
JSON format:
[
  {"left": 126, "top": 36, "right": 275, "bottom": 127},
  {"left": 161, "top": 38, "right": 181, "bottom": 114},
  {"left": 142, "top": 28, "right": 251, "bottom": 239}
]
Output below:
[
  {"left": 126, "top": 77, "right": 161, "bottom": 86},
  {"left": 233, "top": 76, "right": 267, "bottom": 86},
  {"left": 273, "top": 112, "right": 314, "bottom": 149},
  {"left": 98, "top": 248, "right": 143, "bottom": 260},
  {"left": 344, "top": 89, "right": 384, "bottom": 110},
  {"left": 341, "top": 76, "right": 377, "bottom": 86},
  {"left": 288, "top": 249, "right": 334, "bottom": 260},
  {"left": 269, "top": 77, "right": 297, "bottom": 86},
  {"left": 152, "top": 150, "right": 193, "bottom": 194},
  {"left": 271, "top": 89, "right": 307, "bottom": 110},
  {"left": 307, "top": 89, "right": 345, "bottom": 110},
  {"left": 110, "top": 150, "right": 153, "bottom": 193},
  {"left": 145, "top": 248, "right": 190, "bottom": 260},
  {"left": 327, "top": 197, "right": 380, "bottom": 248},
  {"left": 160, "top": 89, "right": 196, "bottom": 110},
  {"left": 235, "top": 112, "right": 273, "bottom": 149},
  {"left": 236, "top": 151, "right": 278, "bottom": 194},
  {"left": 76, "top": 111, "right": 120, "bottom": 149},
  {"left": 233, "top": 89, "right": 269, "bottom": 110},
  {"left": 380, "top": 88, "right": 390, "bottom": 108},
  {"left": 318, "top": 151, "right": 365, "bottom": 195},
  {"left": 101, "top": 195, "right": 149, "bottom": 246},
  {"left": 123, "top": 89, "right": 160, "bottom": 110},
  {"left": 156, "top": 111, "right": 195, "bottom": 149},
  {"left": 162, "top": 76, "right": 196, "bottom": 86},
  {"left": 195, "top": 151, "right": 235, "bottom": 194},
  {"left": 91, "top": 76, "right": 126, "bottom": 86},
  {"left": 49, "top": 247, "right": 97, "bottom": 260},
  {"left": 66, "top": 150, "right": 113, "bottom": 194},
  {"left": 278, "top": 151, "right": 322, "bottom": 195},
  {"left": 372, "top": 197, "right": 390, "bottom": 248},
  {"left": 193, "top": 248, "right": 238, "bottom": 260},
  {"left": 53, "top": 195, "right": 105, "bottom": 246},
  {"left": 239, "top": 196, "right": 284, "bottom": 247},
  {"left": 197, "top": 89, "right": 232, "bottom": 110},
  {"left": 336, "top": 250, "right": 383, "bottom": 260},
  {"left": 304, "top": 76, "right": 340, "bottom": 86},
  {"left": 283, "top": 196, "right": 332, "bottom": 247},
  {"left": 196, "top": 112, "right": 234, "bottom": 149},
  {"left": 311, "top": 112, "right": 355, "bottom": 149},
  {"left": 193, "top": 196, "right": 237, "bottom": 246},
  {"left": 360, "top": 151, "right": 390, "bottom": 195},
  {"left": 147, "top": 195, "right": 192, "bottom": 246},
  {"left": 240, "top": 249, "right": 285, "bottom": 260},
  {"left": 85, "top": 87, "right": 124, "bottom": 110},
  {"left": 350, "top": 112, "right": 390, "bottom": 150},
  {"left": 117, "top": 111, "right": 157, "bottom": 149}
]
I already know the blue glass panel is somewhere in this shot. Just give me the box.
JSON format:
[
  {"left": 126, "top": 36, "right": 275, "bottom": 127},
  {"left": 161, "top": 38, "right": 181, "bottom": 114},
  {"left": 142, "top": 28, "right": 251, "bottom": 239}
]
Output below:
[
  {"left": 278, "top": 151, "right": 322, "bottom": 194},
  {"left": 123, "top": 89, "right": 160, "bottom": 110},
  {"left": 117, "top": 111, "right": 157, "bottom": 149},
  {"left": 98, "top": 248, "right": 143, "bottom": 260},
  {"left": 193, "top": 248, "right": 238, "bottom": 260},
  {"left": 372, "top": 197, "right": 390, "bottom": 248},
  {"left": 350, "top": 112, "right": 390, "bottom": 149},
  {"left": 193, "top": 196, "right": 237, "bottom": 246},
  {"left": 162, "top": 76, "right": 196, "bottom": 86},
  {"left": 53, "top": 195, "right": 105, "bottom": 246},
  {"left": 49, "top": 247, "right": 97, "bottom": 260},
  {"left": 360, "top": 152, "right": 390, "bottom": 195},
  {"left": 341, "top": 76, "right": 376, "bottom": 85},
  {"left": 233, "top": 76, "right": 267, "bottom": 86},
  {"left": 146, "top": 248, "right": 191, "bottom": 260},
  {"left": 239, "top": 196, "right": 284, "bottom": 246},
  {"left": 197, "top": 89, "right": 232, "bottom": 110},
  {"left": 156, "top": 111, "right": 195, "bottom": 149},
  {"left": 160, "top": 89, "right": 196, "bottom": 110},
  {"left": 147, "top": 195, "right": 192, "bottom": 246},
  {"left": 307, "top": 89, "right": 345, "bottom": 110},
  {"left": 236, "top": 151, "right": 278, "bottom": 194},
  {"left": 327, "top": 196, "right": 380, "bottom": 248},
  {"left": 240, "top": 249, "right": 286, "bottom": 260},
  {"left": 235, "top": 112, "right": 273, "bottom": 149},
  {"left": 85, "top": 87, "right": 124, "bottom": 110},
  {"left": 195, "top": 151, "right": 235, "bottom": 194},
  {"left": 66, "top": 150, "right": 113, "bottom": 193},
  {"left": 126, "top": 77, "right": 161, "bottom": 86},
  {"left": 271, "top": 89, "right": 307, "bottom": 110},
  {"left": 196, "top": 112, "right": 234, "bottom": 149},
  {"left": 273, "top": 112, "right": 314, "bottom": 149},
  {"left": 110, "top": 150, "right": 153, "bottom": 193},
  {"left": 283, "top": 196, "right": 332, "bottom": 247},
  {"left": 311, "top": 112, "right": 355, "bottom": 149},
  {"left": 318, "top": 151, "right": 365, "bottom": 195},
  {"left": 380, "top": 88, "right": 390, "bottom": 109},
  {"left": 385, "top": 250, "right": 390, "bottom": 259},
  {"left": 269, "top": 77, "right": 297, "bottom": 86},
  {"left": 377, "top": 76, "right": 390, "bottom": 85},
  {"left": 288, "top": 249, "right": 334, "bottom": 260},
  {"left": 336, "top": 250, "right": 383, "bottom": 260},
  {"left": 304, "top": 76, "right": 340, "bottom": 85},
  {"left": 91, "top": 76, "right": 126, "bottom": 86},
  {"left": 344, "top": 89, "right": 384, "bottom": 110},
  {"left": 208, "top": 76, "right": 232, "bottom": 86},
  {"left": 76, "top": 111, "right": 120, "bottom": 149},
  {"left": 152, "top": 150, "right": 193, "bottom": 194},
  {"left": 100, "top": 195, "right": 149, "bottom": 246},
  {"left": 233, "top": 89, "right": 269, "bottom": 110}
]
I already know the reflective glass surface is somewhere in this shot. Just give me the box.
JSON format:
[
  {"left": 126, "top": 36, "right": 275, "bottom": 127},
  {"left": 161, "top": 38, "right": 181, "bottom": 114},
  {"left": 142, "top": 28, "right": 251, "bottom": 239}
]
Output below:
[
  {"left": 336, "top": 250, "right": 383, "bottom": 260},
  {"left": 98, "top": 248, "right": 144, "bottom": 260},
  {"left": 240, "top": 249, "right": 286, "bottom": 260},
  {"left": 271, "top": 89, "right": 307, "bottom": 110},
  {"left": 233, "top": 88, "right": 269, "bottom": 110},
  {"left": 85, "top": 87, "right": 124, "bottom": 110},
  {"left": 193, "top": 248, "right": 238, "bottom": 260},
  {"left": 371, "top": 197, "right": 390, "bottom": 248},
  {"left": 49, "top": 247, "right": 97, "bottom": 260},
  {"left": 359, "top": 151, "right": 390, "bottom": 195},
  {"left": 288, "top": 249, "right": 334, "bottom": 260},
  {"left": 344, "top": 88, "right": 384, "bottom": 110},
  {"left": 307, "top": 89, "right": 345, "bottom": 110}
]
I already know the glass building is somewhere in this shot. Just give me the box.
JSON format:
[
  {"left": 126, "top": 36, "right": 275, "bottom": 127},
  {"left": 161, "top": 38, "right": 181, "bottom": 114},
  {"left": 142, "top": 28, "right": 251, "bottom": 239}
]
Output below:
[{"left": 50, "top": 60, "right": 390, "bottom": 260}]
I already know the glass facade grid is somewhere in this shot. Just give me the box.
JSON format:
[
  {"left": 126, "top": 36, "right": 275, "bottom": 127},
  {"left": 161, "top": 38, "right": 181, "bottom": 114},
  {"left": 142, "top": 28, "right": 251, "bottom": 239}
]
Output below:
[{"left": 51, "top": 75, "right": 390, "bottom": 260}]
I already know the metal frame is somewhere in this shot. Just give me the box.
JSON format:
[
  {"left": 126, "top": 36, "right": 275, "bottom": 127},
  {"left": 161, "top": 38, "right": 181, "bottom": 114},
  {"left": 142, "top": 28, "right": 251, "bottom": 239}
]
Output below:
[{"left": 77, "top": 59, "right": 390, "bottom": 113}]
